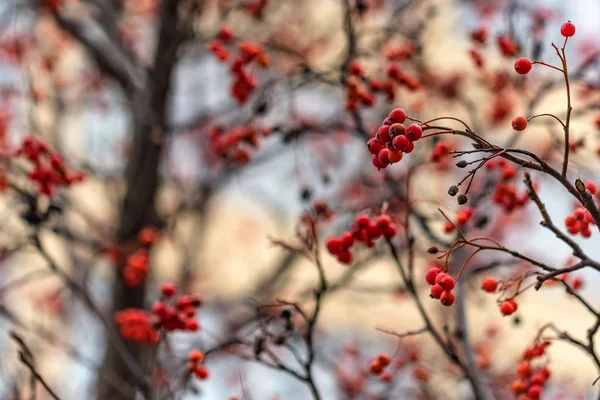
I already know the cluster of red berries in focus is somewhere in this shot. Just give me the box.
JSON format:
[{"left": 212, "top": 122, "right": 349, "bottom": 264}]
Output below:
[
  {"left": 425, "top": 267, "right": 456, "bottom": 307},
  {"left": 208, "top": 31, "right": 268, "bottom": 104},
  {"left": 326, "top": 214, "right": 397, "bottom": 264},
  {"left": 565, "top": 207, "right": 595, "bottom": 239},
  {"left": 511, "top": 341, "right": 552, "bottom": 399},
  {"left": 443, "top": 206, "right": 473, "bottom": 233},
  {"left": 17, "top": 135, "right": 85, "bottom": 196},
  {"left": 367, "top": 108, "right": 423, "bottom": 169},
  {"left": 187, "top": 349, "right": 210, "bottom": 381},
  {"left": 209, "top": 124, "right": 270, "bottom": 164},
  {"left": 150, "top": 283, "right": 202, "bottom": 332}
]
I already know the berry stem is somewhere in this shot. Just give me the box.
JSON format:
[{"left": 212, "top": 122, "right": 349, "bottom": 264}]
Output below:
[{"left": 528, "top": 113, "right": 566, "bottom": 129}]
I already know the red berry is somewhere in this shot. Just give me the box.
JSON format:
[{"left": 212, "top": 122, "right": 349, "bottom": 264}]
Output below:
[
  {"left": 438, "top": 276, "right": 455, "bottom": 291},
  {"left": 340, "top": 232, "right": 355, "bottom": 248},
  {"left": 378, "top": 148, "right": 391, "bottom": 165},
  {"left": 388, "top": 150, "right": 403, "bottom": 163},
  {"left": 185, "top": 318, "right": 200, "bottom": 331},
  {"left": 355, "top": 214, "right": 370, "bottom": 228},
  {"left": 194, "top": 366, "right": 209, "bottom": 379},
  {"left": 499, "top": 300, "right": 516, "bottom": 316},
  {"left": 161, "top": 283, "right": 176, "bottom": 297},
  {"left": 377, "top": 125, "right": 392, "bottom": 143},
  {"left": 189, "top": 349, "right": 204, "bottom": 363},
  {"left": 404, "top": 142, "right": 415, "bottom": 153},
  {"left": 527, "top": 384, "right": 542, "bottom": 399},
  {"left": 511, "top": 115, "right": 528, "bottom": 131},
  {"left": 372, "top": 154, "right": 387, "bottom": 169},
  {"left": 440, "top": 290, "right": 455, "bottom": 306},
  {"left": 392, "top": 135, "right": 409, "bottom": 151},
  {"left": 389, "top": 123, "right": 406, "bottom": 138},
  {"left": 326, "top": 237, "right": 342, "bottom": 254},
  {"left": 349, "top": 61, "right": 362, "bottom": 75},
  {"left": 425, "top": 267, "right": 441, "bottom": 285},
  {"left": 367, "top": 138, "right": 383, "bottom": 155},
  {"left": 430, "top": 284, "right": 444, "bottom": 299},
  {"left": 434, "top": 272, "right": 449, "bottom": 285},
  {"left": 383, "top": 223, "right": 397, "bottom": 238},
  {"left": 377, "top": 353, "right": 391, "bottom": 367},
  {"left": 585, "top": 180, "right": 596, "bottom": 194},
  {"left": 405, "top": 124, "right": 422, "bottom": 141},
  {"left": 565, "top": 215, "right": 576, "bottom": 226},
  {"left": 337, "top": 250, "right": 353, "bottom": 264},
  {"left": 516, "top": 362, "right": 533, "bottom": 379},
  {"left": 481, "top": 277, "right": 498, "bottom": 292},
  {"left": 538, "top": 366, "right": 551, "bottom": 379},
  {"left": 370, "top": 359, "right": 383, "bottom": 374},
  {"left": 560, "top": 21, "right": 576, "bottom": 37},
  {"left": 388, "top": 108, "right": 406, "bottom": 124},
  {"left": 514, "top": 58, "right": 532, "bottom": 75},
  {"left": 375, "top": 214, "right": 391, "bottom": 229}
]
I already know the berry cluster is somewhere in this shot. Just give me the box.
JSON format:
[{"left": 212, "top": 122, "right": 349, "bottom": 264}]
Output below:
[
  {"left": 499, "top": 298, "right": 518, "bottom": 316},
  {"left": 425, "top": 267, "right": 456, "bottom": 307},
  {"left": 209, "top": 124, "right": 271, "bottom": 165},
  {"left": 368, "top": 353, "right": 391, "bottom": 375},
  {"left": 511, "top": 342, "right": 552, "bottom": 399},
  {"left": 208, "top": 33, "right": 268, "bottom": 104},
  {"left": 366, "top": 108, "right": 423, "bottom": 169},
  {"left": 326, "top": 214, "right": 397, "bottom": 265},
  {"left": 565, "top": 205, "right": 594, "bottom": 238},
  {"left": 150, "top": 283, "right": 202, "bottom": 332},
  {"left": 346, "top": 70, "right": 376, "bottom": 112},
  {"left": 114, "top": 308, "right": 159, "bottom": 344},
  {"left": 486, "top": 159, "right": 530, "bottom": 212},
  {"left": 122, "top": 226, "right": 161, "bottom": 287},
  {"left": 17, "top": 135, "right": 85, "bottom": 196},
  {"left": 443, "top": 206, "right": 473, "bottom": 233},
  {"left": 187, "top": 349, "right": 210, "bottom": 381}
]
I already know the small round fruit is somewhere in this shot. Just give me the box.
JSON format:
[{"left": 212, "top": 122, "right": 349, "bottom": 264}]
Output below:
[
  {"left": 405, "top": 124, "right": 423, "bottom": 141},
  {"left": 392, "top": 135, "right": 409, "bottom": 151},
  {"left": 430, "top": 284, "right": 444, "bottom": 299},
  {"left": 511, "top": 115, "right": 528, "bottom": 131},
  {"left": 560, "top": 21, "right": 576, "bottom": 37},
  {"left": 514, "top": 58, "right": 532, "bottom": 75},
  {"left": 440, "top": 290, "right": 455, "bottom": 306},
  {"left": 425, "top": 267, "right": 441, "bottom": 285},
  {"left": 481, "top": 277, "right": 498, "bottom": 292},
  {"left": 388, "top": 108, "right": 406, "bottom": 124}
]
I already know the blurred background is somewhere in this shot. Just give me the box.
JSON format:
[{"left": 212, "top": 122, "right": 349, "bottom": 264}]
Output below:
[{"left": 0, "top": 0, "right": 599, "bottom": 399}]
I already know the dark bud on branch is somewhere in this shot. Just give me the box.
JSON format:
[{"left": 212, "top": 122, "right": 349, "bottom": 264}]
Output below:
[
  {"left": 448, "top": 186, "right": 459, "bottom": 197},
  {"left": 456, "top": 160, "right": 467, "bottom": 168},
  {"left": 457, "top": 194, "right": 468, "bottom": 205},
  {"left": 427, "top": 246, "right": 439, "bottom": 254}
]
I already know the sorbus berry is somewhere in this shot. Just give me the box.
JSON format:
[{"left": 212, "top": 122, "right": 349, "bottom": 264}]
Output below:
[
  {"left": 527, "top": 384, "right": 542, "bottom": 399},
  {"left": 434, "top": 272, "right": 450, "bottom": 285},
  {"left": 161, "top": 283, "right": 176, "bottom": 297},
  {"left": 367, "top": 138, "right": 383, "bottom": 155},
  {"left": 510, "top": 380, "right": 527, "bottom": 395},
  {"left": 405, "top": 124, "right": 422, "bottom": 141},
  {"left": 194, "top": 366, "right": 209, "bottom": 379},
  {"left": 514, "top": 58, "right": 532, "bottom": 75},
  {"left": 516, "top": 362, "right": 533, "bottom": 379},
  {"left": 388, "top": 150, "right": 403, "bottom": 163},
  {"left": 326, "top": 237, "right": 342, "bottom": 254},
  {"left": 392, "top": 135, "right": 409, "bottom": 151},
  {"left": 440, "top": 290, "right": 455, "bottom": 306},
  {"left": 383, "top": 223, "right": 398, "bottom": 238},
  {"left": 377, "top": 353, "right": 391, "bottom": 367},
  {"left": 585, "top": 180, "right": 596, "bottom": 194},
  {"left": 355, "top": 214, "right": 370, "bottom": 228},
  {"left": 189, "top": 349, "right": 204, "bottom": 363},
  {"left": 185, "top": 318, "right": 200, "bottom": 331},
  {"left": 389, "top": 123, "right": 406, "bottom": 138},
  {"left": 388, "top": 108, "right": 406, "bottom": 124},
  {"left": 405, "top": 142, "right": 415, "bottom": 153},
  {"left": 481, "top": 277, "right": 498, "bottom": 292},
  {"left": 340, "top": 232, "right": 355, "bottom": 248},
  {"left": 337, "top": 250, "right": 353, "bottom": 264},
  {"left": 425, "top": 267, "right": 441, "bottom": 285},
  {"left": 370, "top": 359, "right": 383, "bottom": 374},
  {"left": 500, "top": 300, "right": 516, "bottom": 316},
  {"left": 438, "top": 276, "right": 455, "bottom": 291},
  {"left": 538, "top": 366, "right": 551, "bottom": 379},
  {"left": 430, "top": 284, "right": 444, "bottom": 299},
  {"left": 378, "top": 148, "right": 391, "bottom": 165},
  {"left": 560, "top": 21, "right": 576, "bottom": 37},
  {"left": 377, "top": 125, "right": 392, "bottom": 143},
  {"left": 511, "top": 115, "right": 528, "bottom": 131}
]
